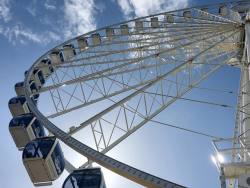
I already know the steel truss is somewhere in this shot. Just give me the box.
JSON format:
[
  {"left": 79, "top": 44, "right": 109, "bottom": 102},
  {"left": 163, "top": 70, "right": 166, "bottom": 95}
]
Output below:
[{"left": 23, "top": 1, "right": 250, "bottom": 188}]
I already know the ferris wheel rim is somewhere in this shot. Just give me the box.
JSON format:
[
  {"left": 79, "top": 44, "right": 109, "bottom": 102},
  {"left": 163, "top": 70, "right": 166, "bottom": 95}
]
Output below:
[{"left": 21, "top": 2, "right": 246, "bottom": 187}]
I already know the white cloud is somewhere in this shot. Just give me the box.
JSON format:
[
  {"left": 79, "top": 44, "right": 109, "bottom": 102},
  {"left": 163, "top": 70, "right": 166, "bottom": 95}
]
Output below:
[
  {"left": 0, "top": 0, "right": 101, "bottom": 45},
  {"left": 0, "top": 24, "right": 59, "bottom": 45},
  {"left": 0, "top": 0, "right": 11, "bottom": 22},
  {"left": 63, "top": 0, "right": 97, "bottom": 39},
  {"left": 44, "top": 0, "right": 56, "bottom": 10},
  {"left": 3, "top": 25, "right": 41, "bottom": 44},
  {"left": 26, "top": 7, "right": 36, "bottom": 17},
  {"left": 116, "top": 0, "right": 189, "bottom": 19}
]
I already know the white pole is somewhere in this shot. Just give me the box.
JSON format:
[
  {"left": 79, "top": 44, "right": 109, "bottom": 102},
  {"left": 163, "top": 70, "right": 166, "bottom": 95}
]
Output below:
[{"left": 238, "top": 11, "right": 250, "bottom": 187}]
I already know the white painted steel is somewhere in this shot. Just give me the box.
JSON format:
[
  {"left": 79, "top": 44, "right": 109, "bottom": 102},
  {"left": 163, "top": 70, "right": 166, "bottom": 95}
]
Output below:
[{"left": 19, "top": 1, "right": 250, "bottom": 188}]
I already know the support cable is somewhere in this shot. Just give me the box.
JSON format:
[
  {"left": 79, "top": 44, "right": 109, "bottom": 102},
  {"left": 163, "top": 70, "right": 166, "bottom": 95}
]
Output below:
[{"left": 149, "top": 119, "right": 224, "bottom": 140}]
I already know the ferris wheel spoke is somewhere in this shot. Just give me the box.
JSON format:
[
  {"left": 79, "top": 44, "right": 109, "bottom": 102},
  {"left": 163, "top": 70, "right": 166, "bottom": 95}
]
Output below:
[
  {"left": 65, "top": 27, "right": 232, "bottom": 55},
  {"left": 55, "top": 25, "right": 235, "bottom": 66},
  {"left": 72, "top": 47, "right": 239, "bottom": 138},
  {"left": 40, "top": 26, "right": 239, "bottom": 96},
  {"left": 43, "top": 23, "right": 235, "bottom": 68},
  {"left": 53, "top": 41, "right": 241, "bottom": 69},
  {"left": 18, "top": 1, "right": 250, "bottom": 187},
  {"left": 41, "top": 29, "right": 241, "bottom": 118},
  {"left": 64, "top": 29, "right": 240, "bottom": 140},
  {"left": 76, "top": 49, "right": 240, "bottom": 167}
]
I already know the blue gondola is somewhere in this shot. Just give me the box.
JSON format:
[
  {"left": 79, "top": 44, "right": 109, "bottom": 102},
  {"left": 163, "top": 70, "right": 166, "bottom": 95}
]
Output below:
[
  {"left": 62, "top": 168, "right": 106, "bottom": 188},
  {"left": 23, "top": 136, "right": 65, "bottom": 186},
  {"left": 39, "top": 58, "right": 54, "bottom": 78},
  {"left": 8, "top": 96, "right": 30, "bottom": 117},
  {"left": 9, "top": 113, "right": 45, "bottom": 150}
]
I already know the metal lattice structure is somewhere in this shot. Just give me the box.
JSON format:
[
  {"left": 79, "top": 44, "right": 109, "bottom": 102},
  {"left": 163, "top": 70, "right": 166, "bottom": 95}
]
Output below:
[{"left": 10, "top": 0, "right": 250, "bottom": 187}]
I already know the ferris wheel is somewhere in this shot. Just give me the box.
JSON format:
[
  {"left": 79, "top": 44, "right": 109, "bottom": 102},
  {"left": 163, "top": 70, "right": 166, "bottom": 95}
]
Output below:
[{"left": 7, "top": 1, "right": 250, "bottom": 188}]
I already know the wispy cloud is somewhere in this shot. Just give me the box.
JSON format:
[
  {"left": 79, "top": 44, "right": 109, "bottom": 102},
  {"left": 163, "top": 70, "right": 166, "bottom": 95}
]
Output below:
[
  {"left": 116, "top": 0, "right": 189, "bottom": 19},
  {"left": 63, "top": 0, "right": 97, "bottom": 39},
  {"left": 0, "top": 24, "right": 60, "bottom": 45},
  {"left": 2, "top": 25, "right": 42, "bottom": 44},
  {"left": 44, "top": 0, "right": 56, "bottom": 10},
  {"left": 0, "top": 0, "right": 11, "bottom": 22},
  {"left": 0, "top": 0, "right": 101, "bottom": 45}
]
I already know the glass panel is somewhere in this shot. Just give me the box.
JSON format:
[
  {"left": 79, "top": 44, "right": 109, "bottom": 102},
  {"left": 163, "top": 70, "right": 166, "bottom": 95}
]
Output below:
[
  {"left": 51, "top": 143, "right": 65, "bottom": 175},
  {"left": 23, "top": 142, "right": 41, "bottom": 158},
  {"left": 63, "top": 169, "right": 102, "bottom": 188},
  {"left": 59, "top": 52, "right": 64, "bottom": 62},
  {"left": 23, "top": 138, "right": 54, "bottom": 159},
  {"left": 9, "top": 114, "right": 33, "bottom": 127},
  {"left": 15, "top": 82, "right": 24, "bottom": 87},
  {"left": 31, "top": 120, "right": 45, "bottom": 137},
  {"left": 38, "top": 71, "right": 45, "bottom": 84},
  {"left": 30, "top": 82, "right": 38, "bottom": 92}
]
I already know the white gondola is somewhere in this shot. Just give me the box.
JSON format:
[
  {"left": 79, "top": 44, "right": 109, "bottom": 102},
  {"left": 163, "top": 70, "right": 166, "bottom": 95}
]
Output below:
[
  {"left": 199, "top": 8, "right": 209, "bottom": 18},
  {"left": 22, "top": 137, "right": 65, "bottom": 186},
  {"left": 151, "top": 17, "right": 159, "bottom": 28},
  {"left": 15, "top": 80, "right": 38, "bottom": 97},
  {"left": 77, "top": 37, "right": 88, "bottom": 51},
  {"left": 25, "top": 68, "right": 45, "bottom": 89},
  {"left": 33, "top": 69, "right": 45, "bottom": 88},
  {"left": 120, "top": 24, "right": 129, "bottom": 35},
  {"left": 62, "top": 168, "right": 106, "bottom": 188},
  {"left": 92, "top": 33, "right": 101, "bottom": 46},
  {"left": 9, "top": 113, "right": 46, "bottom": 150},
  {"left": 38, "top": 59, "right": 54, "bottom": 78},
  {"left": 15, "top": 82, "right": 25, "bottom": 96},
  {"left": 135, "top": 20, "right": 143, "bottom": 31},
  {"left": 8, "top": 96, "right": 30, "bottom": 117},
  {"left": 49, "top": 50, "right": 61, "bottom": 64},
  {"left": 106, "top": 27, "right": 115, "bottom": 39},
  {"left": 60, "top": 44, "right": 76, "bottom": 62},
  {"left": 183, "top": 10, "right": 192, "bottom": 19},
  {"left": 219, "top": 5, "right": 228, "bottom": 17},
  {"left": 201, "top": 7, "right": 208, "bottom": 12},
  {"left": 165, "top": 14, "right": 174, "bottom": 23}
]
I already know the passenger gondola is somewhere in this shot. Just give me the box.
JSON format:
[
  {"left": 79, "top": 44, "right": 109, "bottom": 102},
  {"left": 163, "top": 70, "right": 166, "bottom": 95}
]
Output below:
[
  {"left": 22, "top": 136, "right": 65, "bottom": 186},
  {"left": 106, "top": 28, "right": 115, "bottom": 39},
  {"left": 60, "top": 44, "right": 76, "bottom": 62},
  {"left": 77, "top": 37, "right": 89, "bottom": 51},
  {"left": 219, "top": 5, "right": 227, "bottom": 17},
  {"left": 15, "top": 82, "right": 25, "bottom": 96},
  {"left": 39, "top": 58, "right": 54, "bottom": 78},
  {"left": 62, "top": 168, "right": 106, "bottom": 188},
  {"left": 8, "top": 96, "right": 30, "bottom": 117},
  {"left": 15, "top": 80, "right": 38, "bottom": 97},
  {"left": 9, "top": 113, "right": 45, "bottom": 150},
  {"left": 120, "top": 24, "right": 129, "bottom": 35},
  {"left": 49, "top": 50, "right": 61, "bottom": 64},
  {"left": 32, "top": 68, "right": 45, "bottom": 88},
  {"left": 92, "top": 33, "right": 101, "bottom": 46},
  {"left": 25, "top": 68, "right": 45, "bottom": 89}
]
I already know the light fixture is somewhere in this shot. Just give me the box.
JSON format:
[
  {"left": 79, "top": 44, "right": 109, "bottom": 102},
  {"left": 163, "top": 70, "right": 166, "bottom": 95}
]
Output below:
[{"left": 217, "top": 153, "right": 225, "bottom": 163}]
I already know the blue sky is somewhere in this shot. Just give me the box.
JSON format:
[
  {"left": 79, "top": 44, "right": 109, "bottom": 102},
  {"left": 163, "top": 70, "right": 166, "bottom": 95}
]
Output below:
[{"left": 0, "top": 0, "right": 241, "bottom": 188}]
